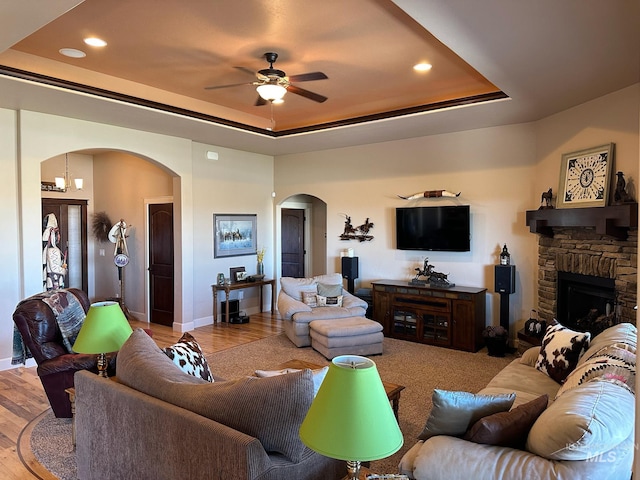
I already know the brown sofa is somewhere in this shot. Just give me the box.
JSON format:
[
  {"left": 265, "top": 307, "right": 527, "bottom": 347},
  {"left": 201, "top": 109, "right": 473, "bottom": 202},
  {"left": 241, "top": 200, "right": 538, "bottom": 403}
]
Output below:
[{"left": 75, "top": 329, "right": 344, "bottom": 480}]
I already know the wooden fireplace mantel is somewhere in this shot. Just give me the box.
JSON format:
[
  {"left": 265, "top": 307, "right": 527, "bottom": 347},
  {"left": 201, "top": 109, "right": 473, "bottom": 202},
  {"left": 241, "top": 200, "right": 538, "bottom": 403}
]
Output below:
[{"left": 525, "top": 203, "right": 638, "bottom": 239}]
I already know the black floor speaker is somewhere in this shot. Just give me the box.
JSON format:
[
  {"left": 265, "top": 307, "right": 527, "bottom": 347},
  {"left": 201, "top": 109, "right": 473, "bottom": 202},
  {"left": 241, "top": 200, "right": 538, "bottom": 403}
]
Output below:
[{"left": 495, "top": 265, "right": 516, "bottom": 294}]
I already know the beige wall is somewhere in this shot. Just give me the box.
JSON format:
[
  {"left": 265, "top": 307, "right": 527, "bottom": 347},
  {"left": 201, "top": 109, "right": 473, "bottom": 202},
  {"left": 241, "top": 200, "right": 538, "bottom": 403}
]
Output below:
[
  {"left": 190, "top": 142, "right": 275, "bottom": 327},
  {"left": 275, "top": 122, "right": 539, "bottom": 329}
]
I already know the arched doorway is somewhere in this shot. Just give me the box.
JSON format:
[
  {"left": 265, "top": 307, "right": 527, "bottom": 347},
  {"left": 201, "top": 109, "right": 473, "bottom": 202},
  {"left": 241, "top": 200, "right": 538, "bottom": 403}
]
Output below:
[
  {"left": 40, "top": 151, "right": 175, "bottom": 324},
  {"left": 279, "top": 194, "right": 327, "bottom": 278}
]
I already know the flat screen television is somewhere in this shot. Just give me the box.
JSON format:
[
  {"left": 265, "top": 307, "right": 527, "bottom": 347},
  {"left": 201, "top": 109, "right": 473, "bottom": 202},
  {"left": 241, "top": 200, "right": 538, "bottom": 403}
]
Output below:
[{"left": 396, "top": 205, "right": 470, "bottom": 252}]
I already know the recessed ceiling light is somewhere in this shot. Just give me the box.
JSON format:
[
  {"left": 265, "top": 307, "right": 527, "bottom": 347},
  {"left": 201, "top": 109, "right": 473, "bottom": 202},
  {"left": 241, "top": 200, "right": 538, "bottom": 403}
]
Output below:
[
  {"left": 59, "top": 48, "right": 86, "bottom": 58},
  {"left": 413, "top": 63, "right": 433, "bottom": 72},
  {"left": 84, "top": 37, "right": 107, "bottom": 47}
]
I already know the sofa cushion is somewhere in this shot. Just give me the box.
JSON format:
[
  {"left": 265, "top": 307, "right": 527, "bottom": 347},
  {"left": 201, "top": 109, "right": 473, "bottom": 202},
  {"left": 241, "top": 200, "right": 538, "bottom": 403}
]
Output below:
[
  {"left": 280, "top": 277, "right": 319, "bottom": 302},
  {"left": 463, "top": 394, "right": 548, "bottom": 448},
  {"left": 481, "top": 358, "right": 560, "bottom": 408},
  {"left": 281, "top": 274, "right": 343, "bottom": 302},
  {"left": 163, "top": 332, "right": 213, "bottom": 382},
  {"left": 418, "top": 389, "right": 516, "bottom": 441},
  {"left": 117, "top": 329, "right": 314, "bottom": 463},
  {"left": 526, "top": 380, "right": 635, "bottom": 460},
  {"left": 255, "top": 366, "right": 329, "bottom": 395},
  {"left": 535, "top": 322, "right": 590, "bottom": 384}
]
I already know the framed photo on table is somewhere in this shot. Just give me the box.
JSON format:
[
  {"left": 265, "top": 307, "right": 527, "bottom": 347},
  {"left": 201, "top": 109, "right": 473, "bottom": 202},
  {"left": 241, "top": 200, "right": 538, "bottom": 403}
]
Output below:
[
  {"left": 557, "top": 143, "right": 614, "bottom": 209},
  {"left": 214, "top": 214, "right": 257, "bottom": 258}
]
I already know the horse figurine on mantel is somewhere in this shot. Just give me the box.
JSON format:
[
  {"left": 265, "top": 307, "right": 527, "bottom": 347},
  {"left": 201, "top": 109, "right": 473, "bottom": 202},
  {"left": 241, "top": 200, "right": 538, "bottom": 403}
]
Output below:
[{"left": 539, "top": 187, "right": 553, "bottom": 209}]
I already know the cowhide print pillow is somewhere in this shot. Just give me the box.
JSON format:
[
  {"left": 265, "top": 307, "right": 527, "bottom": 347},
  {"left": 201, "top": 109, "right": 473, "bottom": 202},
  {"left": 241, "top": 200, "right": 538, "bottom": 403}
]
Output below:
[
  {"left": 535, "top": 322, "right": 590, "bottom": 384},
  {"left": 164, "top": 332, "right": 214, "bottom": 382}
]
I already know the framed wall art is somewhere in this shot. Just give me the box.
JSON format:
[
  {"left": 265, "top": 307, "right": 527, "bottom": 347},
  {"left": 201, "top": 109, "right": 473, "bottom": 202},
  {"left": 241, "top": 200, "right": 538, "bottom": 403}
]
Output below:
[
  {"left": 214, "top": 214, "right": 257, "bottom": 258},
  {"left": 557, "top": 143, "right": 614, "bottom": 209}
]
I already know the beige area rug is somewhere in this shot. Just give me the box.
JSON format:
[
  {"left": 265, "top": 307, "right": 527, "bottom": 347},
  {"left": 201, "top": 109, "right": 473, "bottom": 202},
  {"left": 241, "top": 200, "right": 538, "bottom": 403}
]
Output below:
[{"left": 22, "top": 334, "right": 514, "bottom": 478}]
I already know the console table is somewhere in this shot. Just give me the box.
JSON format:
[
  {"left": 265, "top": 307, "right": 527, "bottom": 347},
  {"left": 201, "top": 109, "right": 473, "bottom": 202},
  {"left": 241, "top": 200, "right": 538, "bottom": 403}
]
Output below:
[
  {"left": 372, "top": 280, "right": 487, "bottom": 352},
  {"left": 211, "top": 278, "right": 276, "bottom": 323}
]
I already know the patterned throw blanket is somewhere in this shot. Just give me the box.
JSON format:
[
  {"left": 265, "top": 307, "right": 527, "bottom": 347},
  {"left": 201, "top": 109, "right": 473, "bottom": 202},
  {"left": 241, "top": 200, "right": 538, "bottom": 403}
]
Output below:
[{"left": 12, "top": 290, "right": 86, "bottom": 365}]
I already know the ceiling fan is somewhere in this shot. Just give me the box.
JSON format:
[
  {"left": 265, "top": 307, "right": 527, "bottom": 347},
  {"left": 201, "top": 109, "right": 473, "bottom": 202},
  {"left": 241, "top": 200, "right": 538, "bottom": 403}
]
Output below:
[{"left": 205, "top": 52, "right": 328, "bottom": 105}]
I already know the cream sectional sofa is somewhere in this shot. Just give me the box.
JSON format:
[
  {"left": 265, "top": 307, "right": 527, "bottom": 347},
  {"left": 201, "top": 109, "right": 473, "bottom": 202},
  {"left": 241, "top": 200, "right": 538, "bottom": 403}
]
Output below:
[
  {"left": 277, "top": 273, "right": 368, "bottom": 347},
  {"left": 399, "top": 323, "right": 636, "bottom": 480}
]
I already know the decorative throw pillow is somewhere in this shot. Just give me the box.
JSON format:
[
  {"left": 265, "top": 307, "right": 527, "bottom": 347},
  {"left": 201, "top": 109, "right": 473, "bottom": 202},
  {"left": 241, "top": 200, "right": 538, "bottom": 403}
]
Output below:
[
  {"left": 317, "top": 283, "right": 343, "bottom": 297},
  {"left": 555, "top": 346, "right": 636, "bottom": 398},
  {"left": 255, "top": 366, "right": 329, "bottom": 395},
  {"left": 535, "top": 322, "right": 590, "bottom": 384},
  {"left": 463, "top": 394, "right": 548, "bottom": 448},
  {"left": 164, "top": 332, "right": 214, "bottom": 382},
  {"left": 317, "top": 295, "right": 343, "bottom": 307},
  {"left": 418, "top": 389, "right": 516, "bottom": 441},
  {"left": 302, "top": 291, "right": 318, "bottom": 307}
]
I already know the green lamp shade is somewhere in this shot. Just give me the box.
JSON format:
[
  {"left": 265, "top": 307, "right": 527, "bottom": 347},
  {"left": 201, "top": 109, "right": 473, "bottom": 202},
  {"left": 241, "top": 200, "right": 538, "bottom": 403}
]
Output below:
[
  {"left": 299, "top": 355, "right": 403, "bottom": 461},
  {"left": 73, "top": 301, "right": 133, "bottom": 354}
]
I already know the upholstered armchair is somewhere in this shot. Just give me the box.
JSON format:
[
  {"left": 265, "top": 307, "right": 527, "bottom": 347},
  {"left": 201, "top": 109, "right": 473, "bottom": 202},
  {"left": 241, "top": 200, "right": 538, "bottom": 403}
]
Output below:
[{"left": 12, "top": 288, "right": 115, "bottom": 418}]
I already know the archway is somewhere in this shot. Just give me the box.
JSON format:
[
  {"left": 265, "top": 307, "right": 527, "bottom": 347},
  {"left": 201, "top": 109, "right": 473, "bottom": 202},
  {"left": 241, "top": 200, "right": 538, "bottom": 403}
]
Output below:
[
  {"left": 39, "top": 150, "right": 175, "bottom": 323},
  {"left": 277, "top": 194, "right": 327, "bottom": 279}
]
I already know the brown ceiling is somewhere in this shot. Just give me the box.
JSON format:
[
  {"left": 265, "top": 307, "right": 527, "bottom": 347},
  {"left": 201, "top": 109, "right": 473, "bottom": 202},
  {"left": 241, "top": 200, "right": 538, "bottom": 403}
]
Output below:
[{"left": 2, "top": 0, "right": 502, "bottom": 134}]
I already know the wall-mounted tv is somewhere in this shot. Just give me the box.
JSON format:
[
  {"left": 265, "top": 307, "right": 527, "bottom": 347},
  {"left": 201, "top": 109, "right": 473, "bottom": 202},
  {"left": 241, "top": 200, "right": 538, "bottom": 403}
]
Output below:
[{"left": 396, "top": 205, "right": 471, "bottom": 252}]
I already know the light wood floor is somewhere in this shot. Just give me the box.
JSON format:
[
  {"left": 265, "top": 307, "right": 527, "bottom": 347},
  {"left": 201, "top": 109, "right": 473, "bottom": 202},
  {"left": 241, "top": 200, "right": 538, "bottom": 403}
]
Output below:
[{"left": 2, "top": 312, "right": 283, "bottom": 479}]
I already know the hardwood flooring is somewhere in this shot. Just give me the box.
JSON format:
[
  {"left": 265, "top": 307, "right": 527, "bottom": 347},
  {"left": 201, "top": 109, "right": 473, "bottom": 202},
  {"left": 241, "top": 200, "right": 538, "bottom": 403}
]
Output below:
[{"left": 1, "top": 312, "right": 283, "bottom": 479}]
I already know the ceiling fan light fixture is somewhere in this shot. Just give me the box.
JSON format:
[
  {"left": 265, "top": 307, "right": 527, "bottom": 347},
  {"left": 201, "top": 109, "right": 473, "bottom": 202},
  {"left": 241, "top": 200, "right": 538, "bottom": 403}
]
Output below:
[{"left": 256, "top": 84, "right": 287, "bottom": 102}]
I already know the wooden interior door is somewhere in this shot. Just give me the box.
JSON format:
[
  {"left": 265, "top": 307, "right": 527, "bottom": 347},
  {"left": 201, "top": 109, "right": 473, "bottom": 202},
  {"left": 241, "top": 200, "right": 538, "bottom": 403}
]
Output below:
[
  {"left": 281, "top": 208, "right": 305, "bottom": 278},
  {"left": 148, "top": 203, "right": 174, "bottom": 326},
  {"left": 41, "top": 198, "right": 88, "bottom": 292}
]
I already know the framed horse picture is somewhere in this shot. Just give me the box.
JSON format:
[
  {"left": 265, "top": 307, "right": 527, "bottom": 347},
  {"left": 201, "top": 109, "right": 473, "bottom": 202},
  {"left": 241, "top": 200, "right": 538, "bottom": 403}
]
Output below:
[{"left": 213, "top": 214, "right": 257, "bottom": 258}]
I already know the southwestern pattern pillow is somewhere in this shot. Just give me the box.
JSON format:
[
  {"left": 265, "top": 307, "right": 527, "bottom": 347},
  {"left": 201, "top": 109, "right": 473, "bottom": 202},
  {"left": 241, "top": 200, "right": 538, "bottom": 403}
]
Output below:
[
  {"left": 164, "top": 332, "right": 214, "bottom": 382},
  {"left": 535, "top": 323, "right": 590, "bottom": 384},
  {"left": 556, "top": 345, "right": 636, "bottom": 398}
]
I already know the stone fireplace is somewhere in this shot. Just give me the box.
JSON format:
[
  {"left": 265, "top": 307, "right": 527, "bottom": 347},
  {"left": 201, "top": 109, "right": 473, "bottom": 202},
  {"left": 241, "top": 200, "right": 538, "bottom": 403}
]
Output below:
[{"left": 535, "top": 226, "right": 637, "bottom": 328}]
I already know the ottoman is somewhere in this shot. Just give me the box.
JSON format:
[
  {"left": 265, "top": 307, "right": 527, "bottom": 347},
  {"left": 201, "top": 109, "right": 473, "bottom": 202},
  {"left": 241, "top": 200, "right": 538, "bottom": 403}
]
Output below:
[{"left": 309, "top": 317, "right": 384, "bottom": 359}]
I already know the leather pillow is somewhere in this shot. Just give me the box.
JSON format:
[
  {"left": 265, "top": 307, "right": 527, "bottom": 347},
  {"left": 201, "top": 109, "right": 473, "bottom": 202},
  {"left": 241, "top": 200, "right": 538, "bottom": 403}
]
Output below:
[
  {"left": 535, "top": 322, "right": 590, "bottom": 384},
  {"left": 418, "top": 389, "right": 516, "bottom": 440},
  {"left": 463, "top": 394, "right": 548, "bottom": 448}
]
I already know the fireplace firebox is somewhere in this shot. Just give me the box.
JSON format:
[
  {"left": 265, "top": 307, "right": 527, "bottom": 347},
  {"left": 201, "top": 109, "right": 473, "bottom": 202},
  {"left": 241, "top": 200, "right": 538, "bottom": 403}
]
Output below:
[{"left": 557, "top": 272, "right": 616, "bottom": 331}]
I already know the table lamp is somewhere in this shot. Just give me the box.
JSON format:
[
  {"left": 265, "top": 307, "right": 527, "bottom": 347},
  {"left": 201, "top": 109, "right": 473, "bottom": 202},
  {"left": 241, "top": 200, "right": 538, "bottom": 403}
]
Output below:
[
  {"left": 72, "top": 301, "right": 133, "bottom": 378},
  {"left": 299, "top": 355, "right": 403, "bottom": 480}
]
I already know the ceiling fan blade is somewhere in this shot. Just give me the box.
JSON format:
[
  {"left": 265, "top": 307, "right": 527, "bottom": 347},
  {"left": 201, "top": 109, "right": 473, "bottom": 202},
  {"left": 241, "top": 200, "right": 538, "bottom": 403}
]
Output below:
[
  {"left": 255, "top": 96, "right": 268, "bottom": 107},
  {"left": 234, "top": 66, "right": 257, "bottom": 76},
  {"left": 204, "top": 82, "right": 252, "bottom": 90},
  {"left": 287, "top": 84, "right": 328, "bottom": 103},
  {"left": 288, "top": 72, "right": 328, "bottom": 82}
]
